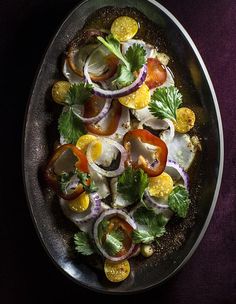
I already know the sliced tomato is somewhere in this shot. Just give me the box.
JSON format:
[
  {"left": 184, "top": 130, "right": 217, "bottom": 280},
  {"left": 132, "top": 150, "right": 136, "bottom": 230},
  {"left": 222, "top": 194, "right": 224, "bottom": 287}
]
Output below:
[
  {"left": 145, "top": 58, "right": 167, "bottom": 89},
  {"left": 123, "top": 129, "right": 168, "bottom": 177},
  {"left": 85, "top": 99, "right": 122, "bottom": 136}
]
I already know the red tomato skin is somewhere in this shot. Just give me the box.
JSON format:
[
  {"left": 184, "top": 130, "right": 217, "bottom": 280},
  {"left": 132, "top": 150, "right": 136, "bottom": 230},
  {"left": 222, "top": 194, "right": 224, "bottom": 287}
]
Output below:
[{"left": 145, "top": 58, "right": 167, "bottom": 89}]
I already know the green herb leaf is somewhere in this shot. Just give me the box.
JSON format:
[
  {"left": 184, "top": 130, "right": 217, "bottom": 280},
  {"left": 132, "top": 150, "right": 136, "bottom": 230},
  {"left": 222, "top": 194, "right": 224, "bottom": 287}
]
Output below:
[
  {"left": 97, "top": 35, "right": 130, "bottom": 68},
  {"left": 132, "top": 230, "right": 155, "bottom": 244},
  {"left": 104, "top": 229, "right": 124, "bottom": 256},
  {"left": 132, "top": 207, "right": 168, "bottom": 244},
  {"left": 168, "top": 185, "right": 190, "bottom": 218},
  {"left": 98, "top": 35, "right": 146, "bottom": 88},
  {"left": 149, "top": 86, "right": 182, "bottom": 121},
  {"left": 66, "top": 83, "right": 93, "bottom": 106},
  {"left": 76, "top": 170, "right": 98, "bottom": 193},
  {"left": 117, "top": 168, "right": 149, "bottom": 203},
  {"left": 74, "top": 231, "right": 95, "bottom": 255},
  {"left": 58, "top": 107, "right": 86, "bottom": 144},
  {"left": 112, "top": 64, "right": 135, "bottom": 88},
  {"left": 126, "top": 44, "right": 146, "bottom": 72},
  {"left": 59, "top": 171, "right": 74, "bottom": 194}
]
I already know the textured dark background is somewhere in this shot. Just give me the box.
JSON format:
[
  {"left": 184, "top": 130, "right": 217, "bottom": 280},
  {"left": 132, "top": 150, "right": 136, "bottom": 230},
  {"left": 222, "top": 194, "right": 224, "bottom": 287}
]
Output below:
[{"left": 1, "top": 0, "right": 235, "bottom": 302}]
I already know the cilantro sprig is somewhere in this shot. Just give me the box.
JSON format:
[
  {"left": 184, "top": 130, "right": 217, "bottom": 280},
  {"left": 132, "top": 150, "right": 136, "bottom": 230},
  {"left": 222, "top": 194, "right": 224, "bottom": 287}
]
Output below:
[
  {"left": 74, "top": 231, "right": 95, "bottom": 255},
  {"left": 59, "top": 169, "right": 97, "bottom": 194},
  {"left": 58, "top": 107, "right": 86, "bottom": 145},
  {"left": 58, "top": 83, "right": 92, "bottom": 144},
  {"left": 168, "top": 185, "right": 190, "bottom": 218},
  {"left": 76, "top": 170, "right": 98, "bottom": 193},
  {"left": 148, "top": 86, "right": 182, "bottom": 121},
  {"left": 117, "top": 168, "right": 149, "bottom": 203},
  {"left": 132, "top": 207, "right": 168, "bottom": 244},
  {"left": 97, "top": 35, "right": 146, "bottom": 88}
]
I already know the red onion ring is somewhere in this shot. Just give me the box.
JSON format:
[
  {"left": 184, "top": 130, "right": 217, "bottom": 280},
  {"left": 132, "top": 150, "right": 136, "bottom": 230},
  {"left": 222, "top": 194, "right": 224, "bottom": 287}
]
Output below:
[
  {"left": 84, "top": 61, "right": 147, "bottom": 98},
  {"left": 86, "top": 138, "right": 128, "bottom": 177},
  {"left": 159, "top": 118, "right": 175, "bottom": 143},
  {"left": 72, "top": 98, "right": 112, "bottom": 124},
  {"left": 60, "top": 192, "right": 101, "bottom": 225},
  {"left": 93, "top": 209, "right": 136, "bottom": 261},
  {"left": 166, "top": 159, "right": 190, "bottom": 191},
  {"left": 144, "top": 191, "right": 170, "bottom": 209}
]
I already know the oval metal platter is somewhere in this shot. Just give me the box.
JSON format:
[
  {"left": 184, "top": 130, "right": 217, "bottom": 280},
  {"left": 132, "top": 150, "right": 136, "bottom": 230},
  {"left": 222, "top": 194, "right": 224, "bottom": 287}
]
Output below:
[{"left": 23, "top": 0, "right": 224, "bottom": 294}]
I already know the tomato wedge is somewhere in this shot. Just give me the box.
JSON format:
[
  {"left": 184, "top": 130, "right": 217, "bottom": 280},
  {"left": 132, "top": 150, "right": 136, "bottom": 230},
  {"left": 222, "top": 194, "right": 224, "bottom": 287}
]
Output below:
[
  {"left": 85, "top": 99, "right": 122, "bottom": 136},
  {"left": 44, "top": 144, "right": 89, "bottom": 200},
  {"left": 145, "top": 58, "right": 167, "bottom": 89},
  {"left": 123, "top": 129, "right": 168, "bottom": 177}
]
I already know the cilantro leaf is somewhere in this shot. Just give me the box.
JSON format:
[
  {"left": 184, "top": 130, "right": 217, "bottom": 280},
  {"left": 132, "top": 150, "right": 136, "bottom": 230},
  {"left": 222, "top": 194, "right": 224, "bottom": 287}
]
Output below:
[
  {"left": 126, "top": 44, "right": 146, "bottom": 72},
  {"left": 66, "top": 83, "right": 93, "bottom": 106},
  {"left": 58, "top": 107, "right": 86, "bottom": 144},
  {"left": 117, "top": 168, "right": 149, "bottom": 203},
  {"left": 76, "top": 170, "right": 98, "bottom": 193},
  {"left": 74, "top": 231, "right": 95, "bottom": 255},
  {"left": 97, "top": 35, "right": 130, "bottom": 68},
  {"left": 58, "top": 171, "right": 74, "bottom": 194},
  {"left": 104, "top": 229, "right": 124, "bottom": 256},
  {"left": 112, "top": 64, "right": 134, "bottom": 88},
  {"left": 132, "top": 230, "right": 155, "bottom": 244},
  {"left": 149, "top": 86, "right": 182, "bottom": 121},
  {"left": 98, "top": 35, "right": 146, "bottom": 88},
  {"left": 168, "top": 185, "right": 190, "bottom": 218},
  {"left": 132, "top": 207, "right": 168, "bottom": 244},
  {"left": 58, "top": 169, "right": 97, "bottom": 194}
]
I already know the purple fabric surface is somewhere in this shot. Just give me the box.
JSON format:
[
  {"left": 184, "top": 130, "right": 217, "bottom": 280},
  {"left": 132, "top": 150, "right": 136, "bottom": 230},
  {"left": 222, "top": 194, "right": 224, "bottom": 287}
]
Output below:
[{"left": 1, "top": 0, "right": 235, "bottom": 303}]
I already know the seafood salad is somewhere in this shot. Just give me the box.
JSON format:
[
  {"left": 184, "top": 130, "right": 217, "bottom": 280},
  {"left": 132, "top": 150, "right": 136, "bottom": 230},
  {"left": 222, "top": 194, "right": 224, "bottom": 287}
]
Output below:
[{"left": 45, "top": 12, "right": 201, "bottom": 283}]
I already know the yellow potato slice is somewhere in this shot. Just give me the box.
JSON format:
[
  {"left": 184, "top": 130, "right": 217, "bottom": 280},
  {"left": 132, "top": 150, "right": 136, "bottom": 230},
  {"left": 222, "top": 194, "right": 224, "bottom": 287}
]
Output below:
[
  {"left": 104, "top": 259, "right": 130, "bottom": 282},
  {"left": 51, "top": 81, "right": 71, "bottom": 104},
  {"left": 68, "top": 191, "right": 90, "bottom": 213},
  {"left": 118, "top": 83, "right": 150, "bottom": 109},
  {"left": 174, "top": 107, "right": 196, "bottom": 133},
  {"left": 148, "top": 172, "right": 173, "bottom": 198},
  {"left": 76, "top": 135, "right": 102, "bottom": 161},
  {"left": 111, "top": 16, "right": 138, "bottom": 41}
]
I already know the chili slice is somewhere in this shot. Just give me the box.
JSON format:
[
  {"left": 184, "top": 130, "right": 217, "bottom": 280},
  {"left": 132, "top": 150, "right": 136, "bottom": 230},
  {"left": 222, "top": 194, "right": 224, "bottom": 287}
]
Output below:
[
  {"left": 44, "top": 144, "right": 89, "bottom": 200},
  {"left": 123, "top": 129, "right": 168, "bottom": 177}
]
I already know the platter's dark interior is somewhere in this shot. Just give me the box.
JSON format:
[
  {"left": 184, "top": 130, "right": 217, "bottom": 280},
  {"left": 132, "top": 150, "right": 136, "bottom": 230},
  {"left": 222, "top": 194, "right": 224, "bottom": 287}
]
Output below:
[{"left": 23, "top": 3, "right": 221, "bottom": 293}]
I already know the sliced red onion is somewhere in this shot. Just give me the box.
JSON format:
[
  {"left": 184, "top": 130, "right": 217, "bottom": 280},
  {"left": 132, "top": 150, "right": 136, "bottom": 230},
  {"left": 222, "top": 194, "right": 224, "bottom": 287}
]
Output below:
[
  {"left": 60, "top": 192, "right": 101, "bottom": 225},
  {"left": 63, "top": 59, "right": 83, "bottom": 84},
  {"left": 144, "top": 191, "right": 170, "bottom": 209},
  {"left": 84, "top": 61, "right": 147, "bottom": 98},
  {"left": 86, "top": 138, "right": 127, "bottom": 177},
  {"left": 138, "top": 115, "right": 169, "bottom": 130},
  {"left": 160, "top": 118, "right": 175, "bottom": 143},
  {"left": 108, "top": 106, "right": 131, "bottom": 143},
  {"left": 72, "top": 98, "right": 112, "bottom": 124},
  {"left": 166, "top": 159, "right": 190, "bottom": 191},
  {"left": 93, "top": 209, "right": 136, "bottom": 262},
  {"left": 129, "top": 244, "right": 141, "bottom": 258},
  {"left": 121, "top": 39, "right": 155, "bottom": 58},
  {"left": 76, "top": 202, "right": 111, "bottom": 236},
  {"left": 86, "top": 45, "right": 112, "bottom": 76}
]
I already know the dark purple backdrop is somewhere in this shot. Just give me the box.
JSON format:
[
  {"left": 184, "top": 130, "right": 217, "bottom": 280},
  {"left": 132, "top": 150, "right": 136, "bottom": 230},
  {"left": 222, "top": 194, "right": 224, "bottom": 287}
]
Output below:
[{"left": 1, "top": 0, "right": 235, "bottom": 302}]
